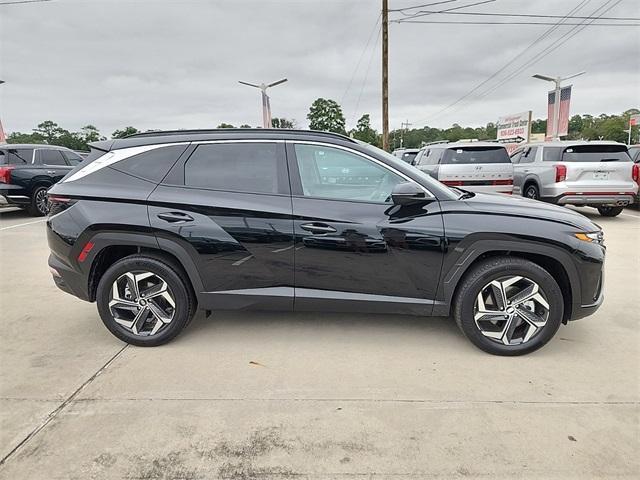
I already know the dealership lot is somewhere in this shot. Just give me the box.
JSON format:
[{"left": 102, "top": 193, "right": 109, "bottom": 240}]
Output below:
[{"left": 0, "top": 206, "right": 638, "bottom": 479}]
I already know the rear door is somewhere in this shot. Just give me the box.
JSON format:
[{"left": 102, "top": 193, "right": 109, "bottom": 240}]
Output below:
[
  {"left": 35, "top": 148, "right": 73, "bottom": 183},
  {"left": 560, "top": 145, "right": 635, "bottom": 192},
  {"left": 147, "top": 140, "right": 295, "bottom": 311},
  {"left": 437, "top": 146, "right": 514, "bottom": 193},
  {"left": 288, "top": 141, "right": 444, "bottom": 315}
]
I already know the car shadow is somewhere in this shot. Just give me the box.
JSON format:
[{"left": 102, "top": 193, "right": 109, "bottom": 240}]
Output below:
[{"left": 0, "top": 207, "right": 32, "bottom": 219}]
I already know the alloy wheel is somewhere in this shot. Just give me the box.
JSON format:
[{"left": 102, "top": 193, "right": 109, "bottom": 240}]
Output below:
[
  {"left": 525, "top": 187, "right": 538, "bottom": 200},
  {"left": 474, "top": 275, "right": 550, "bottom": 346},
  {"left": 108, "top": 271, "right": 176, "bottom": 336},
  {"left": 36, "top": 189, "right": 50, "bottom": 215}
]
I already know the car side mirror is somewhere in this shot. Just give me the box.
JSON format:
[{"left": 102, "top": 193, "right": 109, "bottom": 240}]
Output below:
[{"left": 391, "top": 182, "right": 428, "bottom": 206}]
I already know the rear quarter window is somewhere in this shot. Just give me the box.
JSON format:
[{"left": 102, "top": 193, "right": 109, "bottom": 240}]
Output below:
[
  {"left": 110, "top": 145, "right": 188, "bottom": 183},
  {"left": 441, "top": 146, "right": 510, "bottom": 164},
  {"left": 0, "top": 148, "right": 33, "bottom": 164}
]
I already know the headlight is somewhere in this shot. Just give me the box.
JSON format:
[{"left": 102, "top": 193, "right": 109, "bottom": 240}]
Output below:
[{"left": 574, "top": 231, "right": 604, "bottom": 244}]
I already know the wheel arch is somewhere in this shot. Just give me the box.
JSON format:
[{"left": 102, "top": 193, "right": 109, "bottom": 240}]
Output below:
[
  {"left": 436, "top": 240, "right": 578, "bottom": 322},
  {"left": 522, "top": 176, "right": 541, "bottom": 196}
]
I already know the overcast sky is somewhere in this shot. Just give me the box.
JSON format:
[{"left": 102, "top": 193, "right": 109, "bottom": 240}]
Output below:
[{"left": 1, "top": 0, "right": 638, "bottom": 136}]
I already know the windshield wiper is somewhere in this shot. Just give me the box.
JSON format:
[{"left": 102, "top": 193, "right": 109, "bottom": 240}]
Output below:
[{"left": 451, "top": 186, "right": 474, "bottom": 200}]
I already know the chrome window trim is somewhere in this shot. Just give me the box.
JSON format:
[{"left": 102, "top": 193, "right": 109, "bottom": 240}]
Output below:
[
  {"left": 63, "top": 142, "right": 189, "bottom": 183},
  {"left": 288, "top": 140, "right": 436, "bottom": 199},
  {"left": 193, "top": 139, "right": 285, "bottom": 145}
]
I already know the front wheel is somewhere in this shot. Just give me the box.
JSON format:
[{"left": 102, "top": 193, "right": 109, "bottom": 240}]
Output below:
[
  {"left": 523, "top": 184, "right": 539, "bottom": 200},
  {"left": 28, "top": 186, "right": 50, "bottom": 216},
  {"left": 597, "top": 206, "right": 623, "bottom": 217},
  {"left": 453, "top": 257, "right": 564, "bottom": 356},
  {"left": 96, "top": 255, "right": 195, "bottom": 347}
]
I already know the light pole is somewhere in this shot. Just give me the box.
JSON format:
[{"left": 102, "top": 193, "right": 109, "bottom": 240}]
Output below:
[
  {"left": 532, "top": 71, "right": 584, "bottom": 140},
  {"left": 238, "top": 78, "right": 287, "bottom": 128},
  {"left": 0, "top": 80, "right": 5, "bottom": 144}
]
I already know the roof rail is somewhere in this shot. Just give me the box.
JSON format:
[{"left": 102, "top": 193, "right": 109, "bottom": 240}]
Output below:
[
  {"left": 421, "top": 140, "right": 450, "bottom": 146},
  {"left": 125, "top": 128, "right": 356, "bottom": 143}
]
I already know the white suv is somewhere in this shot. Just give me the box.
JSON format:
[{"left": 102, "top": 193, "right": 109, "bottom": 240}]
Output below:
[
  {"left": 413, "top": 141, "right": 514, "bottom": 194},
  {"left": 511, "top": 141, "right": 639, "bottom": 217}
]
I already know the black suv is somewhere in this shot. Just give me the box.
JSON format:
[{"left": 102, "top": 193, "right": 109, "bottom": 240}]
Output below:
[
  {"left": 0, "top": 144, "right": 84, "bottom": 215},
  {"left": 46, "top": 129, "right": 605, "bottom": 355}
]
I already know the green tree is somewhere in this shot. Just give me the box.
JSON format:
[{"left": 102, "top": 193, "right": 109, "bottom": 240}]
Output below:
[
  {"left": 271, "top": 118, "right": 295, "bottom": 129},
  {"left": 217, "top": 123, "right": 235, "bottom": 128},
  {"left": 350, "top": 114, "right": 378, "bottom": 145},
  {"left": 112, "top": 126, "right": 140, "bottom": 138},
  {"left": 7, "top": 132, "right": 45, "bottom": 144},
  {"left": 239, "top": 124, "right": 252, "bottom": 129},
  {"left": 33, "top": 120, "right": 66, "bottom": 144},
  {"left": 307, "top": 98, "right": 346, "bottom": 134}
]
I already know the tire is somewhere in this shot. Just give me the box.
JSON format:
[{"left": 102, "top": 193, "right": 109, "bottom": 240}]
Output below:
[
  {"left": 27, "top": 186, "right": 50, "bottom": 216},
  {"left": 596, "top": 206, "right": 623, "bottom": 217},
  {"left": 523, "top": 183, "right": 539, "bottom": 200},
  {"left": 96, "top": 255, "right": 196, "bottom": 347},
  {"left": 453, "top": 256, "right": 564, "bottom": 356}
]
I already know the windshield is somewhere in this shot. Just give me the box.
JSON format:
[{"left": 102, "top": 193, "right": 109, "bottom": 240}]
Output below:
[
  {"left": 401, "top": 151, "right": 418, "bottom": 163},
  {"left": 441, "top": 146, "right": 510, "bottom": 164},
  {"left": 355, "top": 141, "right": 459, "bottom": 199},
  {"left": 561, "top": 145, "right": 631, "bottom": 162}
]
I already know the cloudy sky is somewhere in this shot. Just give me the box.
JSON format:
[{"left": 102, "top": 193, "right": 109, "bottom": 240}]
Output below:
[{"left": 0, "top": 0, "right": 638, "bottom": 136}]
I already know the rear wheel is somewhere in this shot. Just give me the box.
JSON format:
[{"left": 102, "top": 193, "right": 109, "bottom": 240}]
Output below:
[
  {"left": 453, "top": 257, "right": 563, "bottom": 356},
  {"left": 28, "top": 186, "right": 50, "bottom": 216},
  {"left": 596, "top": 206, "right": 623, "bottom": 217},
  {"left": 96, "top": 255, "right": 195, "bottom": 346},
  {"left": 523, "top": 184, "right": 539, "bottom": 200}
]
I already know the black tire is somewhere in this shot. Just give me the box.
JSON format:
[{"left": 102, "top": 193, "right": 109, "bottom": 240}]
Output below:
[
  {"left": 96, "top": 255, "right": 196, "bottom": 347},
  {"left": 523, "top": 183, "right": 539, "bottom": 200},
  {"left": 453, "top": 256, "right": 564, "bottom": 356},
  {"left": 596, "top": 206, "right": 623, "bottom": 217},
  {"left": 27, "top": 186, "right": 50, "bottom": 216}
]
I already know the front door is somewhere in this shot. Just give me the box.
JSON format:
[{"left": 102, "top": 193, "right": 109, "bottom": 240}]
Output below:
[{"left": 288, "top": 142, "right": 445, "bottom": 315}]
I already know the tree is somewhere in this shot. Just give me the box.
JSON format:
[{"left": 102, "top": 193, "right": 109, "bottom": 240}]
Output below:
[
  {"left": 112, "top": 126, "right": 140, "bottom": 138},
  {"left": 33, "top": 121, "right": 66, "bottom": 144},
  {"left": 239, "top": 124, "right": 252, "bottom": 129},
  {"left": 271, "top": 117, "right": 295, "bottom": 129},
  {"left": 217, "top": 123, "right": 235, "bottom": 128},
  {"left": 307, "top": 98, "right": 346, "bottom": 134},
  {"left": 350, "top": 114, "right": 378, "bottom": 145},
  {"left": 7, "top": 132, "right": 45, "bottom": 144}
]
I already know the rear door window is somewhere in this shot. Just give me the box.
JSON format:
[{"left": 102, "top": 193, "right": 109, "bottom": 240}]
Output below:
[
  {"left": 441, "top": 146, "right": 510, "bottom": 164},
  {"left": 111, "top": 145, "right": 188, "bottom": 183},
  {"left": 0, "top": 148, "right": 33, "bottom": 164},
  {"left": 63, "top": 150, "right": 84, "bottom": 165},
  {"left": 520, "top": 146, "right": 537, "bottom": 163},
  {"left": 37, "top": 149, "right": 67, "bottom": 165},
  {"left": 184, "top": 142, "right": 288, "bottom": 195},
  {"left": 561, "top": 145, "right": 631, "bottom": 162}
]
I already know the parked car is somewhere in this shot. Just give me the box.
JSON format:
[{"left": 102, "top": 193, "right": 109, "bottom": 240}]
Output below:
[
  {"left": 511, "top": 141, "right": 638, "bottom": 217},
  {"left": 412, "top": 141, "right": 514, "bottom": 194},
  {"left": 399, "top": 148, "right": 420, "bottom": 164},
  {"left": 0, "top": 144, "right": 84, "bottom": 216},
  {"left": 628, "top": 145, "right": 640, "bottom": 206},
  {"left": 47, "top": 129, "right": 605, "bottom": 356}
]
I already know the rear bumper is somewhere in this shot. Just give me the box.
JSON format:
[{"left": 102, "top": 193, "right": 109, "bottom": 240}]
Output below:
[
  {"left": 48, "top": 253, "right": 91, "bottom": 302},
  {"left": 552, "top": 192, "right": 635, "bottom": 206}
]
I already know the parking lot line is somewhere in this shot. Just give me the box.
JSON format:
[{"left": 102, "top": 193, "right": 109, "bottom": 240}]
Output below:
[{"left": 0, "top": 218, "right": 48, "bottom": 231}]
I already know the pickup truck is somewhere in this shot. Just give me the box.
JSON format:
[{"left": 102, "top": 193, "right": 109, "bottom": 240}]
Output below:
[{"left": 0, "top": 144, "right": 84, "bottom": 216}]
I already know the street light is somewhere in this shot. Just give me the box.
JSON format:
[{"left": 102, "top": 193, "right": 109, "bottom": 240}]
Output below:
[
  {"left": 532, "top": 71, "right": 585, "bottom": 140},
  {"left": 238, "top": 78, "right": 288, "bottom": 128}
]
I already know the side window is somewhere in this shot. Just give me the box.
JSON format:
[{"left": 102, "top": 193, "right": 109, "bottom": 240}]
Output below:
[
  {"left": 63, "top": 150, "right": 83, "bottom": 166},
  {"left": 184, "top": 142, "right": 287, "bottom": 194},
  {"left": 37, "top": 149, "right": 67, "bottom": 166},
  {"left": 293, "top": 144, "right": 404, "bottom": 203},
  {"left": 521, "top": 146, "right": 537, "bottom": 163},
  {"left": 112, "top": 145, "right": 188, "bottom": 183},
  {"left": 1, "top": 149, "right": 33, "bottom": 164},
  {"left": 429, "top": 148, "right": 443, "bottom": 165},
  {"left": 542, "top": 147, "right": 562, "bottom": 161},
  {"left": 413, "top": 150, "right": 424, "bottom": 166},
  {"left": 510, "top": 149, "right": 523, "bottom": 164}
]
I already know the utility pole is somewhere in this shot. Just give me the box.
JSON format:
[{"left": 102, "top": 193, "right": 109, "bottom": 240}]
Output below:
[
  {"left": 238, "top": 78, "right": 288, "bottom": 128},
  {"left": 382, "top": 0, "right": 389, "bottom": 151},
  {"left": 532, "top": 71, "right": 584, "bottom": 140},
  {"left": 400, "top": 119, "right": 411, "bottom": 148}
]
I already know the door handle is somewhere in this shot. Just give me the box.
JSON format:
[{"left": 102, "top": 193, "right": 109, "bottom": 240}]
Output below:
[
  {"left": 157, "top": 212, "right": 194, "bottom": 223},
  {"left": 47, "top": 170, "right": 56, "bottom": 174},
  {"left": 300, "top": 223, "right": 337, "bottom": 234},
  {"left": 523, "top": 169, "right": 530, "bottom": 173}
]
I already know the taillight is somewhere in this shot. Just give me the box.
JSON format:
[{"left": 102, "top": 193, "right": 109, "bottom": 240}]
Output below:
[
  {"left": 442, "top": 180, "right": 464, "bottom": 186},
  {"left": 492, "top": 179, "right": 513, "bottom": 185},
  {"left": 555, "top": 164, "right": 567, "bottom": 183},
  {"left": 632, "top": 164, "right": 639, "bottom": 185},
  {"left": 48, "top": 195, "right": 75, "bottom": 216},
  {"left": 0, "top": 166, "right": 14, "bottom": 184}
]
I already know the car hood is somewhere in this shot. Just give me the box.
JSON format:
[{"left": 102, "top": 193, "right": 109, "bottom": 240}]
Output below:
[{"left": 461, "top": 192, "right": 599, "bottom": 231}]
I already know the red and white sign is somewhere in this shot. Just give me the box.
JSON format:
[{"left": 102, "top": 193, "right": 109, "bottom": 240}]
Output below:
[
  {"left": 546, "top": 86, "right": 572, "bottom": 139},
  {"left": 630, "top": 114, "right": 640, "bottom": 126},
  {"left": 496, "top": 111, "right": 531, "bottom": 154}
]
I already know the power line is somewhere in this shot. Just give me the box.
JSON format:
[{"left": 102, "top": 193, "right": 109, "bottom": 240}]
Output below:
[
  {"left": 0, "top": 0, "right": 52, "bottom": 5},
  {"left": 396, "top": 20, "right": 638, "bottom": 25},
  {"left": 391, "top": 0, "right": 458, "bottom": 15},
  {"left": 353, "top": 24, "right": 382, "bottom": 123},
  {"left": 395, "top": 0, "right": 496, "bottom": 21},
  {"left": 411, "top": 0, "right": 594, "bottom": 125},
  {"left": 341, "top": 14, "right": 381, "bottom": 107},
  {"left": 394, "top": 8, "right": 639, "bottom": 22}
]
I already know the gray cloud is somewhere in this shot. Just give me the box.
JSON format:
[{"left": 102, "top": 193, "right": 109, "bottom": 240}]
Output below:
[{"left": 1, "top": 0, "right": 638, "bottom": 136}]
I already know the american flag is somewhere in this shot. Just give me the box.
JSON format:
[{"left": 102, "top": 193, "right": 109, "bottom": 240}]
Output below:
[
  {"left": 0, "top": 120, "right": 6, "bottom": 144},
  {"left": 546, "top": 86, "right": 572, "bottom": 139}
]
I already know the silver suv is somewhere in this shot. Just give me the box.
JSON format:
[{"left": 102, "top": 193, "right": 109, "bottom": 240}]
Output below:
[
  {"left": 413, "top": 141, "right": 514, "bottom": 194},
  {"left": 511, "top": 141, "right": 639, "bottom": 217}
]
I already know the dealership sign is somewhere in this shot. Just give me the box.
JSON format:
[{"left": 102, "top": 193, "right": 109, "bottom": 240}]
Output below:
[{"left": 496, "top": 111, "right": 531, "bottom": 154}]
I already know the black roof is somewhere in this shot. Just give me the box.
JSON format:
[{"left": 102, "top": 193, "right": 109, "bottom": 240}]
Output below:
[
  {"left": 0, "top": 143, "right": 72, "bottom": 150},
  {"left": 95, "top": 128, "right": 357, "bottom": 151}
]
